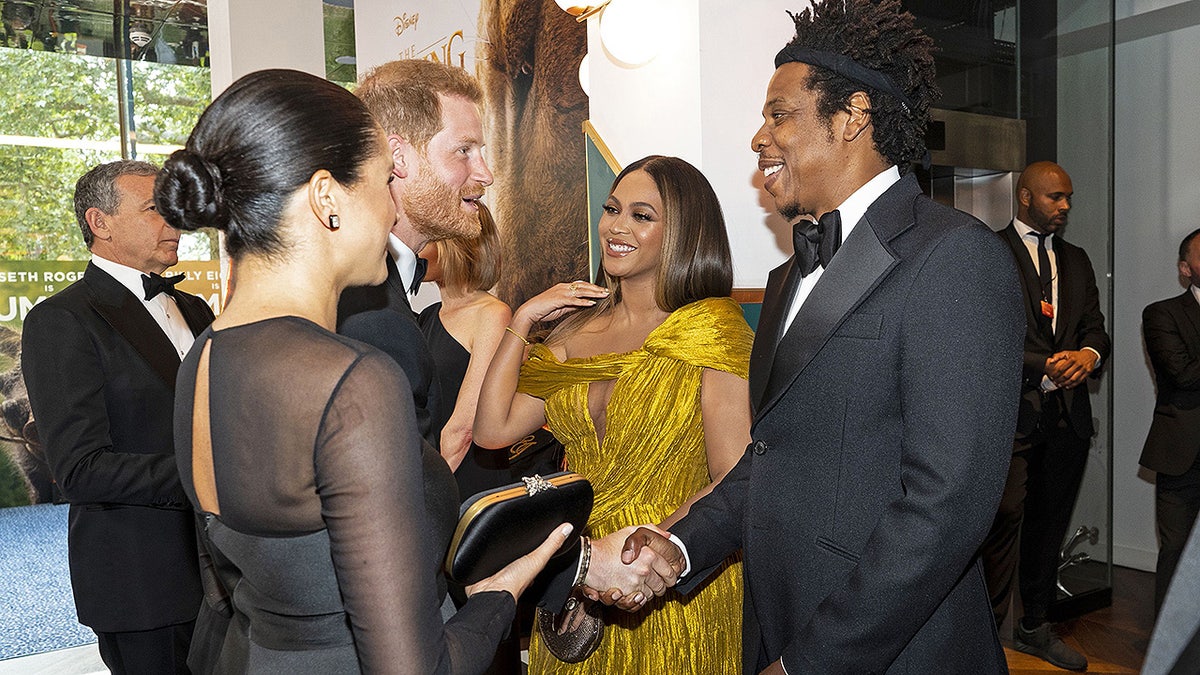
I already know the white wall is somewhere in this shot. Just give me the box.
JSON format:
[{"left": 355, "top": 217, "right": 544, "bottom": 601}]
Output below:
[
  {"left": 207, "top": 0, "right": 325, "bottom": 95},
  {"left": 585, "top": 0, "right": 801, "bottom": 288},
  {"left": 1112, "top": 17, "right": 1200, "bottom": 570},
  {"left": 1057, "top": 0, "right": 1200, "bottom": 571}
]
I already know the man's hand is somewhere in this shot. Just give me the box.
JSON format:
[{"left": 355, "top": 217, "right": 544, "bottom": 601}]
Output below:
[
  {"left": 1044, "top": 349, "right": 1098, "bottom": 388},
  {"left": 578, "top": 525, "right": 683, "bottom": 611}
]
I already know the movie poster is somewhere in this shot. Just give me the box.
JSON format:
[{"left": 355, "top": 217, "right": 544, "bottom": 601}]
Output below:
[
  {"left": 355, "top": 0, "right": 590, "bottom": 307},
  {"left": 0, "top": 260, "right": 220, "bottom": 507}
]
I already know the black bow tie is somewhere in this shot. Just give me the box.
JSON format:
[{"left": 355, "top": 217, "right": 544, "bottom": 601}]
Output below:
[
  {"left": 409, "top": 257, "right": 428, "bottom": 295},
  {"left": 142, "top": 272, "right": 185, "bottom": 301},
  {"left": 793, "top": 210, "right": 842, "bottom": 276}
]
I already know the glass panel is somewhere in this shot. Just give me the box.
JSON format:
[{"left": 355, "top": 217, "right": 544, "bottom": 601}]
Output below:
[
  {"left": 908, "top": 0, "right": 1117, "bottom": 624},
  {"left": 1049, "top": 0, "right": 1115, "bottom": 618},
  {"left": 325, "top": 0, "right": 356, "bottom": 84},
  {"left": 0, "top": 1, "right": 213, "bottom": 509}
]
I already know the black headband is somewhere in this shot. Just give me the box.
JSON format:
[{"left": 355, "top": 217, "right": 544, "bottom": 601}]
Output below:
[{"left": 774, "top": 45, "right": 914, "bottom": 111}]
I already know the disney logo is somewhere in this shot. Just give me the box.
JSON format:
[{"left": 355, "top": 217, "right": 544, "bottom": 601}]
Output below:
[{"left": 394, "top": 12, "right": 419, "bottom": 37}]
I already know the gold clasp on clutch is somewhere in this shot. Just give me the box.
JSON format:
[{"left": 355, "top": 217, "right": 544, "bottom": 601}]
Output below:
[{"left": 522, "top": 474, "right": 556, "bottom": 496}]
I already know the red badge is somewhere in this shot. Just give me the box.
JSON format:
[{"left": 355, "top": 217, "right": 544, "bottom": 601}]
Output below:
[{"left": 1040, "top": 300, "right": 1054, "bottom": 319}]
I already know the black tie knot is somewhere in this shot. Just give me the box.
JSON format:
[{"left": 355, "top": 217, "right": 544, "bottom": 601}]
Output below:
[
  {"left": 793, "top": 210, "right": 842, "bottom": 276},
  {"left": 142, "top": 272, "right": 184, "bottom": 301}
]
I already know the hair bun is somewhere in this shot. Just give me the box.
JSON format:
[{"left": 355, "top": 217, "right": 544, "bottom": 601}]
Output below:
[{"left": 156, "top": 148, "right": 227, "bottom": 232}]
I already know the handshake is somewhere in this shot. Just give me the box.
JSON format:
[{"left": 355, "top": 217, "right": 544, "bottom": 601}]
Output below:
[{"left": 575, "top": 525, "right": 687, "bottom": 611}]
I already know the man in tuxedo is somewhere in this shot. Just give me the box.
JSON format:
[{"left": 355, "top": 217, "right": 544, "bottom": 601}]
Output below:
[
  {"left": 22, "top": 160, "right": 214, "bottom": 674},
  {"left": 338, "top": 59, "right": 494, "bottom": 450},
  {"left": 980, "top": 161, "right": 1110, "bottom": 671},
  {"left": 620, "top": 1, "right": 1024, "bottom": 672},
  {"left": 1140, "top": 227, "right": 1200, "bottom": 613}
]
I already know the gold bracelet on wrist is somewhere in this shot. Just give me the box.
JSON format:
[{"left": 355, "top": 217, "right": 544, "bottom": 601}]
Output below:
[
  {"left": 505, "top": 326, "right": 531, "bottom": 346},
  {"left": 573, "top": 536, "right": 591, "bottom": 588}
]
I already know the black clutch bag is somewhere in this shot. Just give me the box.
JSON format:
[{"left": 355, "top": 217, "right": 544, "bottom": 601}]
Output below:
[{"left": 445, "top": 472, "right": 593, "bottom": 585}]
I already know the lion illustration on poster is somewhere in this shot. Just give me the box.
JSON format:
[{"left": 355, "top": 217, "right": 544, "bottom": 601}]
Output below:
[
  {"left": 0, "top": 325, "right": 53, "bottom": 505},
  {"left": 477, "top": 0, "right": 590, "bottom": 308}
]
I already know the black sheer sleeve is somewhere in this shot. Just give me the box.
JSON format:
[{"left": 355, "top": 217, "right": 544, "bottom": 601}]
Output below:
[{"left": 315, "top": 350, "right": 515, "bottom": 673}]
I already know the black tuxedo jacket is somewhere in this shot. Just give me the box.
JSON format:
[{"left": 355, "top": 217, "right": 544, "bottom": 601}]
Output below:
[
  {"left": 999, "top": 224, "right": 1110, "bottom": 439},
  {"left": 337, "top": 254, "right": 443, "bottom": 448},
  {"left": 1140, "top": 290, "right": 1200, "bottom": 475},
  {"left": 22, "top": 261, "right": 213, "bottom": 632},
  {"left": 672, "top": 175, "right": 1024, "bottom": 674}
]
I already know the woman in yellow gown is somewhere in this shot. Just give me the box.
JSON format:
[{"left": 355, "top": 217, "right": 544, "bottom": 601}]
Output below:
[{"left": 475, "top": 155, "right": 752, "bottom": 673}]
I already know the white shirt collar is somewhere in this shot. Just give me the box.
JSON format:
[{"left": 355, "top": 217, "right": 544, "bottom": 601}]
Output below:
[
  {"left": 1191, "top": 284, "right": 1200, "bottom": 306},
  {"left": 91, "top": 254, "right": 155, "bottom": 300},
  {"left": 387, "top": 233, "right": 419, "bottom": 289},
  {"left": 1013, "top": 218, "right": 1053, "bottom": 243},
  {"left": 830, "top": 165, "right": 901, "bottom": 243}
]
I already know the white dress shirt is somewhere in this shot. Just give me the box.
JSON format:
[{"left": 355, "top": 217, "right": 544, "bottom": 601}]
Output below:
[
  {"left": 1013, "top": 218, "right": 1059, "bottom": 334},
  {"left": 388, "top": 233, "right": 419, "bottom": 292},
  {"left": 91, "top": 255, "right": 195, "bottom": 359},
  {"left": 1192, "top": 284, "right": 1200, "bottom": 306},
  {"left": 780, "top": 165, "right": 901, "bottom": 337}
]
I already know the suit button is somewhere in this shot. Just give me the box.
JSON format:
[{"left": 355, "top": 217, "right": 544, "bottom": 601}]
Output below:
[{"left": 752, "top": 440, "right": 768, "bottom": 455}]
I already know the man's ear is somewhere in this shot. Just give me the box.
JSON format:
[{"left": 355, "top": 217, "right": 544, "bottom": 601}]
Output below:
[
  {"left": 84, "top": 207, "right": 110, "bottom": 241},
  {"left": 388, "top": 134, "right": 413, "bottom": 179},
  {"left": 1180, "top": 259, "right": 1193, "bottom": 282},
  {"left": 841, "top": 91, "right": 873, "bottom": 142},
  {"left": 306, "top": 169, "right": 338, "bottom": 225},
  {"left": 1017, "top": 187, "right": 1032, "bottom": 208}
]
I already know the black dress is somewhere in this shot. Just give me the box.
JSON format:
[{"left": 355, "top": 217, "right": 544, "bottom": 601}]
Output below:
[
  {"left": 174, "top": 317, "right": 513, "bottom": 674},
  {"left": 419, "top": 303, "right": 521, "bottom": 500}
]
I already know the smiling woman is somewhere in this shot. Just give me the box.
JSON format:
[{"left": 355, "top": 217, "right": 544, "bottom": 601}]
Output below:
[{"left": 474, "top": 154, "right": 753, "bottom": 674}]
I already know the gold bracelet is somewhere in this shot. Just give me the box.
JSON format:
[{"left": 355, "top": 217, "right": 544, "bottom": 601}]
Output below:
[
  {"left": 505, "top": 326, "right": 531, "bottom": 345},
  {"left": 573, "top": 536, "right": 591, "bottom": 588}
]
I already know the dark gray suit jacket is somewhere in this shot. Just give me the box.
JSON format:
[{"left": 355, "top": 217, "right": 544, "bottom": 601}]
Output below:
[
  {"left": 672, "top": 174, "right": 1024, "bottom": 674},
  {"left": 1140, "top": 290, "right": 1200, "bottom": 476},
  {"left": 999, "top": 224, "right": 1110, "bottom": 439},
  {"left": 22, "top": 261, "right": 213, "bottom": 632}
]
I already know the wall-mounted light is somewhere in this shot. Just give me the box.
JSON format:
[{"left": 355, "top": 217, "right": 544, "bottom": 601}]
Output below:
[
  {"left": 578, "top": 53, "right": 591, "bottom": 96},
  {"left": 554, "top": 0, "right": 608, "bottom": 21},
  {"left": 556, "top": 0, "right": 666, "bottom": 68}
]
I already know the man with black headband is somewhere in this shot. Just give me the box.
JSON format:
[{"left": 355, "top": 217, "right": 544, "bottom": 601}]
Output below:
[{"left": 622, "top": 1, "right": 1024, "bottom": 672}]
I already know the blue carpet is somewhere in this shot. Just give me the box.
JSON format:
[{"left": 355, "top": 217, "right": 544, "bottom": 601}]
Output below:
[{"left": 0, "top": 504, "right": 95, "bottom": 661}]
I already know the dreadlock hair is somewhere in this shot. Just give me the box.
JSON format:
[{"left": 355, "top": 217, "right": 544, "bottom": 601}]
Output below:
[{"left": 784, "top": 0, "right": 938, "bottom": 173}]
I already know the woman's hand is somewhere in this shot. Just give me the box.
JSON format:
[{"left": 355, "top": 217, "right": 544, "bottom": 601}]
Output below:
[
  {"left": 466, "top": 523, "right": 574, "bottom": 601},
  {"left": 510, "top": 280, "right": 609, "bottom": 331}
]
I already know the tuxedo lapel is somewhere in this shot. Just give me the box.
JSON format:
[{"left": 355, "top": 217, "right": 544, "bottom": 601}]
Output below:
[
  {"left": 170, "top": 290, "right": 213, "bottom": 336},
  {"left": 756, "top": 212, "right": 898, "bottom": 419},
  {"left": 83, "top": 263, "right": 182, "bottom": 389},
  {"left": 1178, "top": 290, "right": 1200, "bottom": 342},
  {"left": 749, "top": 260, "right": 796, "bottom": 411}
]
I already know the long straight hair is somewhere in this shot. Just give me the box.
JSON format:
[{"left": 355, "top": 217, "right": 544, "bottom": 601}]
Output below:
[{"left": 547, "top": 155, "right": 733, "bottom": 343}]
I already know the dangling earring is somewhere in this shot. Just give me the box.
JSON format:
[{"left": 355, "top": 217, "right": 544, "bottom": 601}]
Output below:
[{"left": 327, "top": 214, "right": 340, "bottom": 230}]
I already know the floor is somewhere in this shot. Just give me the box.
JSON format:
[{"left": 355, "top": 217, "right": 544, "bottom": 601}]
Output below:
[
  {"left": 0, "top": 567, "right": 1157, "bottom": 674},
  {"left": 1002, "top": 565, "right": 1154, "bottom": 674},
  {"left": 0, "top": 643, "right": 104, "bottom": 675}
]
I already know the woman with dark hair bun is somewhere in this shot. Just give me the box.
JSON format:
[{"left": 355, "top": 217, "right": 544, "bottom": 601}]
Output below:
[
  {"left": 475, "top": 155, "right": 751, "bottom": 673},
  {"left": 161, "top": 68, "right": 570, "bottom": 674}
]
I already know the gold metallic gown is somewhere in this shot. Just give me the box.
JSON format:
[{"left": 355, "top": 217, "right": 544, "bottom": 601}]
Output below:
[{"left": 519, "top": 297, "right": 751, "bottom": 674}]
